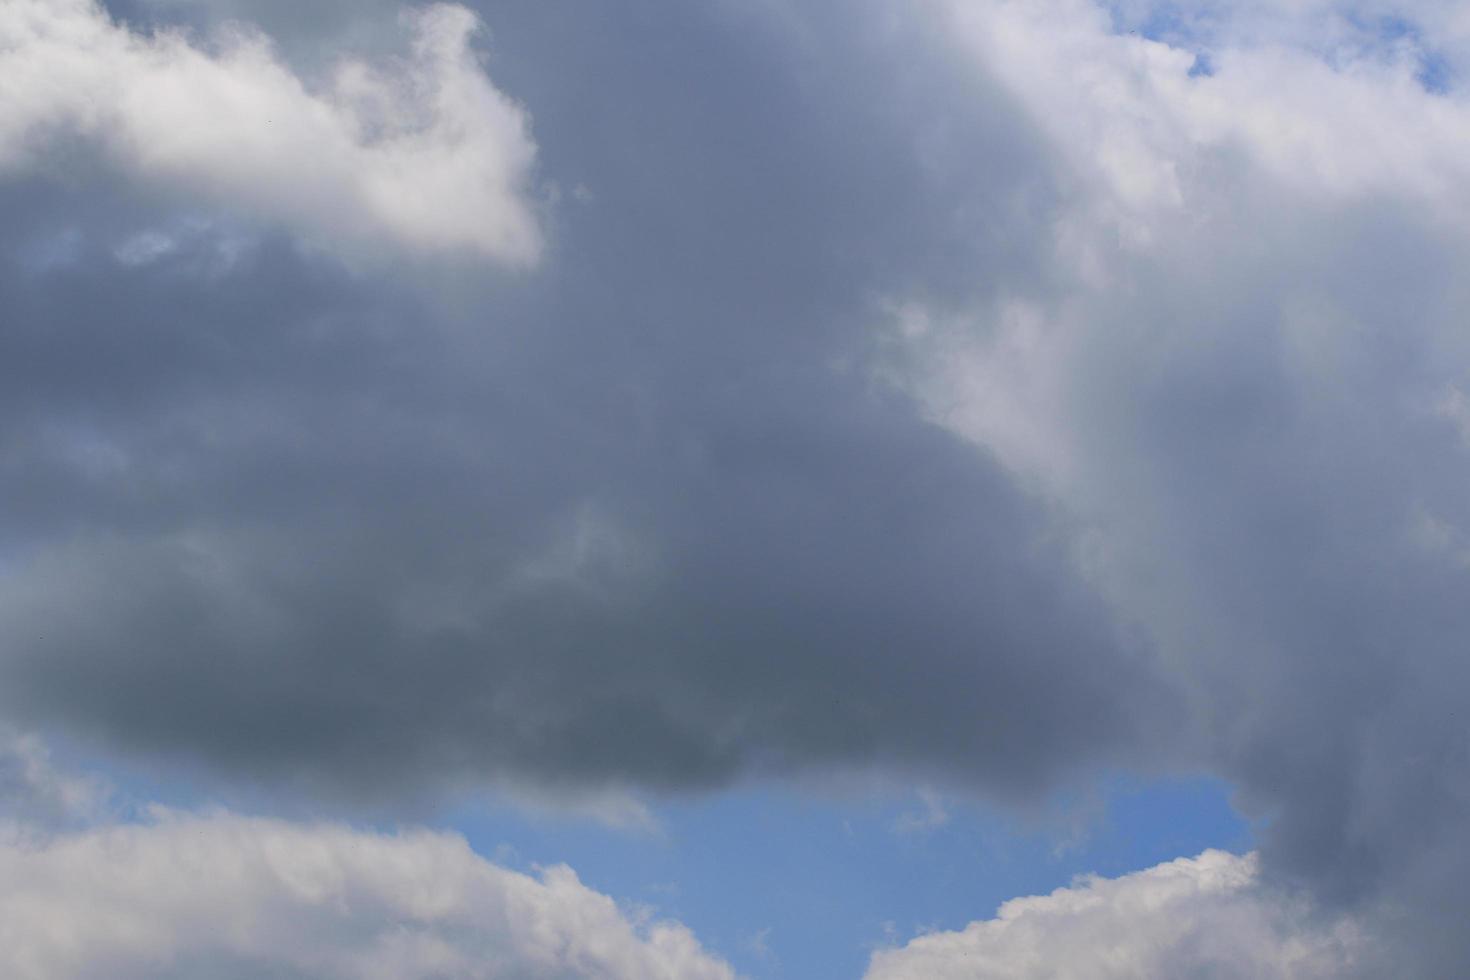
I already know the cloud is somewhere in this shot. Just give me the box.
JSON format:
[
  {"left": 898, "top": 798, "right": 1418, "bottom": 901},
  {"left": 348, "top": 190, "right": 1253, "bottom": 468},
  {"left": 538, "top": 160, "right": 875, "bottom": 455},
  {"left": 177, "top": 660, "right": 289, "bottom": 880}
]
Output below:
[
  {"left": 881, "top": 0, "right": 1470, "bottom": 968},
  {"left": 941, "top": 0, "right": 1470, "bottom": 218},
  {"left": 0, "top": 0, "right": 540, "bottom": 263},
  {"left": 0, "top": 0, "right": 1178, "bottom": 804},
  {"left": 892, "top": 787, "right": 949, "bottom": 836},
  {"left": 7, "top": 0, "right": 1470, "bottom": 971},
  {"left": 0, "top": 806, "right": 733, "bottom": 980},
  {"left": 0, "top": 731, "right": 106, "bottom": 831},
  {"left": 865, "top": 850, "right": 1368, "bottom": 980}
]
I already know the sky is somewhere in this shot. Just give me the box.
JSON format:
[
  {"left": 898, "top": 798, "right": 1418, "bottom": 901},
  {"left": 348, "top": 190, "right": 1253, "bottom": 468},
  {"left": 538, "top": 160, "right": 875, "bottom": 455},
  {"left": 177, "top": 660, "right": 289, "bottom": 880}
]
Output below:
[{"left": 3, "top": 0, "right": 1470, "bottom": 976}]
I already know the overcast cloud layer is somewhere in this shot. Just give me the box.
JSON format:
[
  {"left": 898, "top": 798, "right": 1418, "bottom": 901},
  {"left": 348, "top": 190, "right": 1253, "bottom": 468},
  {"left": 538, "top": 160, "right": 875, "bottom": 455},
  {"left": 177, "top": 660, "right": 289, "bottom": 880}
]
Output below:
[{"left": 4, "top": 0, "right": 1470, "bottom": 975}]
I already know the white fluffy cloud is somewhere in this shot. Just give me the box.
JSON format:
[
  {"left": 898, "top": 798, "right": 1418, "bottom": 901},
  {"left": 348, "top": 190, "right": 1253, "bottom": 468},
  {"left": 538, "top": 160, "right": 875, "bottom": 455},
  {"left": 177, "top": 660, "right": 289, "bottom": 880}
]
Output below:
[
  {"left": 0, "top": 0, "right": 541, "bottom": 263},
  {"left": 940, "top": 0, "right": 1470, "bottom": 234},
  {"left": 0, "top": 809, "right": 734, "bottom": 980},
  {"left": 865, "top": 851, "right": 1366, "bottom": 980}
]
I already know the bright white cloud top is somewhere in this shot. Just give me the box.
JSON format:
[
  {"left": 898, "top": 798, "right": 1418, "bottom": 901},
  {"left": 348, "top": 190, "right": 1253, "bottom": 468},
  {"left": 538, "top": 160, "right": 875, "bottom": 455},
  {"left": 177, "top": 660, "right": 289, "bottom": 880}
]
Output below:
[
  {"left": 939, "top": 0, "right": 1470, "bottom": 237},
  {"left": 0, "top": 809, "right": 733, "bottom": 980},
  {"left": 866, "top": 851, "right": 1365, "bottom": 980},
  {"left": 0, "top": 0, "right": 541, "bottom": 263}
]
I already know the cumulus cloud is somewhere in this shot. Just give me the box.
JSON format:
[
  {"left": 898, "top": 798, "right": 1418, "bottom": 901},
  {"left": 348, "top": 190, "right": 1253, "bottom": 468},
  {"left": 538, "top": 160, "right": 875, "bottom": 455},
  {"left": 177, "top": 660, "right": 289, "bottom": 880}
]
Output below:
[
  {"left": 0, "top": 0, "right": 540, "bottom": 262},
  {"left": 883, "top": 0, "right": 1470, "bottom": 967},
  {"left": 941, "top": 0, "right": 1470, "bottom": 230},
  {"left": 865, "top": 850, "right": 1368, "bottom": 980},
  {"left": 0, "top": 807, "right": 733, "bottom": 980},
  {"left": 7, "top": 0, "right": 1470, "bottom": 972}
]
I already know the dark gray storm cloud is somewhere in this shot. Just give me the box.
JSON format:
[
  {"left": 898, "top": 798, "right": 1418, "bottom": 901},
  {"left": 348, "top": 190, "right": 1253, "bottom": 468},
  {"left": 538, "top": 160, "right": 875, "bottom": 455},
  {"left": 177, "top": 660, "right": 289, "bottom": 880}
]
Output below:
[{"left": 0, "top": 0, "right": 1176, "bottom": 805}]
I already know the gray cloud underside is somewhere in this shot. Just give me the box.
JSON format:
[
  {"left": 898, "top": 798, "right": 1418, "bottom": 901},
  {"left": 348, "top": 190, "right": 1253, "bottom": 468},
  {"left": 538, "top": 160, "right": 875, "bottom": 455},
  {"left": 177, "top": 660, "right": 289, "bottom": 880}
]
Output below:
[{"left": 0, "top": 1, "right": 1174, "bottom": 799}]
